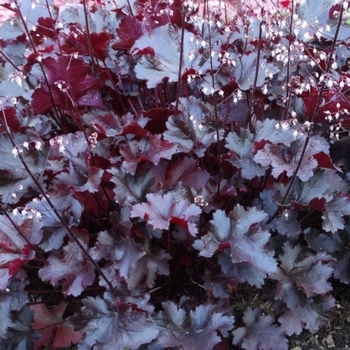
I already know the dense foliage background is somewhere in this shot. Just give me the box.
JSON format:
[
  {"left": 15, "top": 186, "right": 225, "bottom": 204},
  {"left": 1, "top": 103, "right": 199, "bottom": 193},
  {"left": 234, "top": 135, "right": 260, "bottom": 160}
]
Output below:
[{"left": 1, "top": 0, "right": 350, "bottom": 348}]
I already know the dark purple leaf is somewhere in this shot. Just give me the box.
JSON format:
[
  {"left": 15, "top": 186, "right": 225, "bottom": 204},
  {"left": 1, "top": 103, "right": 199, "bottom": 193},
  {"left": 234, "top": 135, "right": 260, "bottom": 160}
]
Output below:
[
  {"left": 120, "top": 135, "right": 177, "bottom": 175},
  {"left": 31, "top": 57, "right": 102, "bottom": 114},
  {"left": 194, "top": 207, "right": 277, "bottom": 274},
  {"left": 26, "top": 186, "right": 83, "bottom": 251},
  {"left": 163, "top": 115, "right": 195, "bottom": 153},
  {"left": 55, "top": 164, "right": 103, "bottom": 193},
  {"left": 0, "top": 213, "right": 42, "bottom": 289},
  {"left": 157, "top": 300, "right": 234, "bottom": 350},
  {"left": 219, "top": 252, "right": 267, "bottom": 288},
  {"left": 254, "top": 131, "right": 329, "bottom": 182},
  {"left": 164, "top": 157, "right": 210, "bottom": 190},
  {"left": 90, "top": 227, "right": 170, "bottom": 292},
  {"left": 113, "top": 15, "right": 143, "bottom": 50},
  {"left": 108, "top": 168, "right": 154, "bottom": 206},
  {"left": 89, "top": 230, "right": 145, "bottom": 289},
  {"left": 322, "top": 194, "right": 350, "bottom": 233},
  {"left": 0, "top": 305, "right": 37, "bottom": 350},
  {"left": 62, "top": 31, "right": 113, "bottom": 61},
  {"left": 203, "top": 265, "right": 242, "bottom": 298},
  {"left": 305, "top": 231, "right": 340, "bottom": 255},
  {"left": 295, "top": 169, "right": 345, "bottom": 206},
  {"left": 88, "top": 111, "right": 149, "bottom": 138},
  {"left": 39, "top": 237, "right": 95, "bottom": 297},
  {"left": 31, "top": 302, "right": 82, "bottom": 349},
  {"left": 125, "top": 248, "right": 171, "bottom": 290},
  {"left": 164, "top": 96, "right": 222, "bottom": 156},
  {"left": 0, "top": 134, "right": 48, "bottom": 204},
  {"left": 131, "top": 24, "right": 194, "bottom": 88},
  {"left": 275, "top": 209, "right": 300, "bottom": 237},
  {"left": 226, "top": 129, "right": 265, "bottom": 179},
  {"left": 308, "top": 230, "right": 350, "bottom": 284},
  {"left": 232, "top": 307, "right": 288, "bottom": 350},
  {"left": 131, "top": 193, "right": 201, "bottom": 236},
  {"left": 234, "top": 53, "right": 279, "bottom": 90},
  {"left": 0, "top": 279, "right": 29, "bottom": 339},
  {"left": 69, "top": 293, "right": 158, "bottom": 349},
  {"left": 271, "top": 242, "right": 334, "bottom": 309},
  {"left": 278, "top": 295, "right": 335, "bottom": 335}
]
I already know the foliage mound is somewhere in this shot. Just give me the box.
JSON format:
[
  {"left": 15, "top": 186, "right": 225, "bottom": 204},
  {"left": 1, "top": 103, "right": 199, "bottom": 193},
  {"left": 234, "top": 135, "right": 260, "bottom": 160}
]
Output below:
[{"left": 1, "top": 0, "right": 350, "bottom": 348}]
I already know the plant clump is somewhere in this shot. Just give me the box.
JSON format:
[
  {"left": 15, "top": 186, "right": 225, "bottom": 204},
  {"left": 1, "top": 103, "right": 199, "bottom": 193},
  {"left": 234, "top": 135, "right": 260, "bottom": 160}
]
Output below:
[{"left": 0, "top": 0, "right": 350, "bottom": 349}]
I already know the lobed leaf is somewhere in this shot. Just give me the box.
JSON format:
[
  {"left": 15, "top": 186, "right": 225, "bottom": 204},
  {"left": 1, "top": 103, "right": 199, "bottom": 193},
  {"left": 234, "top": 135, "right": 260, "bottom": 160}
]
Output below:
[{"left": 232, "top": 307, "right": 288, "bottom": 350}]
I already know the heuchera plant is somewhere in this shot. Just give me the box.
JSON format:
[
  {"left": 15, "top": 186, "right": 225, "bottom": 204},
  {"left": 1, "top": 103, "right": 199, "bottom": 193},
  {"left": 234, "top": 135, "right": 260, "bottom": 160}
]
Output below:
[{"left": 1, "top": 0, "right": 350, "bottom": 348}]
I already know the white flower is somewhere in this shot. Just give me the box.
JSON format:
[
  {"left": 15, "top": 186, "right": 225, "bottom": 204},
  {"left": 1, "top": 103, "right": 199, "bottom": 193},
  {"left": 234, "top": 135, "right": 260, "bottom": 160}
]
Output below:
[
  {"left": 34, "top": 141, "right": 42, "bottom": 150},
  {"left": 12, "top": 147, "right": 18, "bottom": 157}
]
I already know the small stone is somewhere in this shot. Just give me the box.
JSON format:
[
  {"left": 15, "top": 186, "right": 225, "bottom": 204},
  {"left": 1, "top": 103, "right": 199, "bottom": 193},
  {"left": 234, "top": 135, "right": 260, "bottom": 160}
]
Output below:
[{"left": 322, "top": 334, "right": 335, "bottom": 348}]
